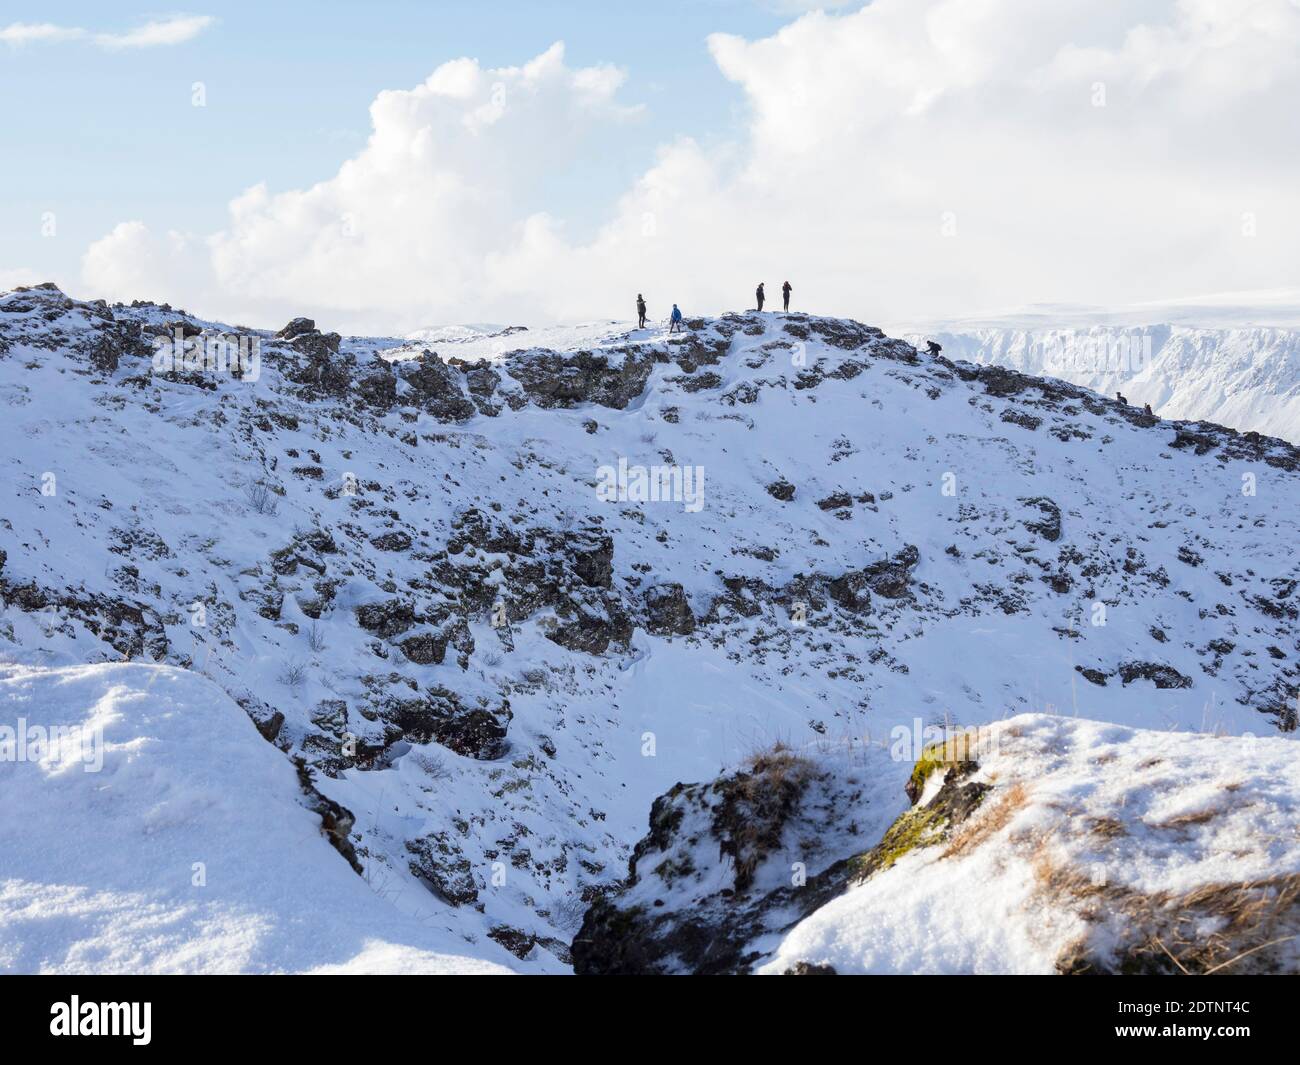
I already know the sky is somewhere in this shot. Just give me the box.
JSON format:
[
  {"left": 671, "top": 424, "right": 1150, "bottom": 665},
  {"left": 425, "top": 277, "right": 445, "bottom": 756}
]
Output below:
[{"left": 2, "top": 0, "right": 1299, "bottom": 335}]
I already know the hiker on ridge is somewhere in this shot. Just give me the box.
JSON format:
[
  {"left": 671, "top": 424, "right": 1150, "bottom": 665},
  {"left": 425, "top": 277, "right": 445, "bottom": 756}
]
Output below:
[
  {"left": 669, "top": 304, "right": 684, "bottom": 333},
  {"left": 756, "top": 283, "right": 765, "bottom": 312},
  {"left": 782, "top": 281, "right": 792, "bottom": 312},
  {"left": 636, "top": 294, "right": 647, "bottom": 329}
]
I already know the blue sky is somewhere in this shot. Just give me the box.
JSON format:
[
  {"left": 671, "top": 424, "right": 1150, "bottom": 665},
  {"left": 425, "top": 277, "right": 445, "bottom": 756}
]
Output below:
[
  {"left": 2, "top": 2, "right": 799, "bottom": 284},
  {"left": 3, "top": 2, "right": 1297, "bottom": 333}
]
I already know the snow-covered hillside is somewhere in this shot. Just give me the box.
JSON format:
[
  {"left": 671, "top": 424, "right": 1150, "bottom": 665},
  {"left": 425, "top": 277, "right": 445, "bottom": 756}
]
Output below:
[
  {"left": 910, "top": 324, "right": 1300, "bottom": 444},
  {"left": 1, "top": 282, "right": 1297, "bottom": 973},
  {"left": 763, "top": 715, "right": 1300, "bottom": 975},
  {"left": 0, "top": 661, "right": 511, "bottom": 973}
]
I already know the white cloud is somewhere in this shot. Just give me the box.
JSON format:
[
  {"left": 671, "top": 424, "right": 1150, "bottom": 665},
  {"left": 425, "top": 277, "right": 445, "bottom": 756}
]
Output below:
[
  {"left": 79, "top": 1, "right": 1300, "bottom": 333},
  {"left": 0, "top": 22, "right": 85, "bottom": 45},
  {"left": 96, "top": 15, "right": 215, "bottom": 50},
  {"left": 0, "top": 15, "right": 213, "bottom": 49},
  {"left": 86, "top": 42, "right": 642, "bottom": 331},
  {"left": 0, "top": 267, "right": 41, "bottom": 291},
  {"left": 82, "top": 223, "right": 211, "bottom": 311}
]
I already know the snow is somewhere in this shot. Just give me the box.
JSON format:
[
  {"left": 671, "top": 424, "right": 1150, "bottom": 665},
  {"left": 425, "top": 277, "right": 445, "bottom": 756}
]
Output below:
[
  {"left": 758, "top": 715, "right": 1300, "bottom": 975},
  {"left": 388, "top": 320, "right": 630, "bottom": 365},
  {"left": 1, "top": 283, "right": 1298, "bottom": 973},
  {"left": 0, "top": 662, "right": 512, "bottom": 974}
]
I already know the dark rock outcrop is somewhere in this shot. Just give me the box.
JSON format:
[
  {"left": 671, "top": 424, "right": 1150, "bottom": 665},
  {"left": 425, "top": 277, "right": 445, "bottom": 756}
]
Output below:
[
  {"left": 507, "top": 348, "right": 655, "bottom": 410},
  {"left": 401, "top": 350, "right": 477, "bottom": 422},
  {"left": 355, "top": 600, "right": 417, "bottom": 639},
  {"left": 295, "top": 758, "right": 363, "bottom": 875},
  {"left": 383, "top": 690, "right": 511, "bottom": 760},
  {"left": 644, "top": 583, "right": 695, "bottom": 636},
  {"left": 1118, "top": 662, "right": 1193, "bottom": 689},
  {"left": 400, "top": 631, "right": 448, "bottom": 666},
  {"left": 406, "top": 833, "right": 479, "bottom": 906},
  {"left": 1020, "top": 497, "right": 1062, "bottom": 542},
  {"left": 861, "top": 544, "right": 920, "bottom": 599}
]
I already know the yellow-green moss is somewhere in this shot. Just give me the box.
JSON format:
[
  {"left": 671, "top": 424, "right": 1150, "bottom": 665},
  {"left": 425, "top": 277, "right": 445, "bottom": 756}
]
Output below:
[
  {"left": 907, "top": 751, "right": 948, "bottom": 799},
  {"left": 844, "top": 804, "right": 950, "bottom": 882},
  {"left": 875, "top": 805, "right": 949, "bottom": 870}
]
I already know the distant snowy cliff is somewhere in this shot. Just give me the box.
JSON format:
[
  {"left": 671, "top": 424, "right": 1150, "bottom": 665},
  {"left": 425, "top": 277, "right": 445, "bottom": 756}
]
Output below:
[{"left": 908, "top": 324, "right": 1300, "bottom": 444}]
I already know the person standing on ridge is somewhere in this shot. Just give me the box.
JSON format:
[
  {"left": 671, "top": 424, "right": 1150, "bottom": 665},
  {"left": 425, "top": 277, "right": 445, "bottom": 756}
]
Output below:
[
  {"left": 636, "top": 294, "right": 647, "bottom": 329},
  {"left": 670, "top": 303, "right": 684, "bottom": 333},
  {"left": 782, "top": 281, "right": 792, "bottom": 312},
  {"left": 756, "top": 283, "right": 765, "bottom": 312}
]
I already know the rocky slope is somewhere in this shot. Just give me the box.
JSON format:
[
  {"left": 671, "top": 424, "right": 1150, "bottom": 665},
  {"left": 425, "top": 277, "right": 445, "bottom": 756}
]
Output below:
[{"left": 1, "top": 281, "right": 1298, "bottom": 972}]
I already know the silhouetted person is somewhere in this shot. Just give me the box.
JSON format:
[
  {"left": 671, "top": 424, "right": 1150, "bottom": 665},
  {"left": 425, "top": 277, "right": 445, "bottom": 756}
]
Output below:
[
  {"left": 1117, "top": 392, "right": 1127, "bottom": 404},
  {"left": 1144, "top": 403, "right": 1154, "bottom": 416},
  {"left": 636, "top": 294, "right": 647, "bottom": 329},
  {"left": 926, "top": 340, "right": 942, "bottom": 357},
  {"left": 782, "top": 281, "right": 792, "bottom": 312},
  {"left": 670, "top": 303, "right": 684, "bottom": 333},
  {"left": 756, "top": 283, "right": 765, "bottom": 312}
]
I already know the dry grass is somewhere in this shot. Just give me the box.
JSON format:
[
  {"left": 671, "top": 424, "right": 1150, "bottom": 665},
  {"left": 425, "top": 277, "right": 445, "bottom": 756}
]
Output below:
[
  {"left": 742, "top": 740, "right": 813, "bottom": 781},
  {"left": 944, "top": 782, "right": 1029, "bottom": 859},
  {"left": 1036, "top": 847, "right": 1300, "bottom": 974},
  {"left": 721, "top": 742, "right": 817, "bottom": 892},
  {"left": 1149, "top": 808, "right": 1220, "bottom": 832},
  {"left": 1087, "top": 816, "right": 1127, "bottom": 841}
]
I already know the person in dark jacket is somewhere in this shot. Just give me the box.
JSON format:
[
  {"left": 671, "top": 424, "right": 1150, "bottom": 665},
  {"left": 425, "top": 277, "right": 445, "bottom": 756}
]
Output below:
[
  {"left": 782, "top": 281, "right": 792, "bottom": 312},
  {"left": 636, "top": 294, "right": 647, "bottom": 329},
  {"left": 756, "top": 283, "right": 765, "bottom": 312},
  {"left": 669, "top": 304, "right": 684, "bottom": 333},
  {"left": 926, "top": 340, "right": 942, "bottom": 357}
]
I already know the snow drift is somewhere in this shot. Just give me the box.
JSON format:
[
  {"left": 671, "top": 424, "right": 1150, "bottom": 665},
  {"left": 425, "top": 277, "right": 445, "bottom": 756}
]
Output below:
[
  {"left": 0, "top": 662, "right": 510, "bottom": 973},
  {"left": 762, "top": 715, "right": 1300, "bottom": 975}
]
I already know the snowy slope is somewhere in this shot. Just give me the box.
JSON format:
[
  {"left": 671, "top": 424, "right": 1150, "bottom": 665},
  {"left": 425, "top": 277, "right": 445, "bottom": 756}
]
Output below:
[
  {"left": 760, "top": 715, "right": 1300, "bottom": 975},
  {"left": 1, "top": 282, "right": 1298, "bottom": 973},
  {"left": 908, "top": 324, "right": 1300, "bottom": 444},
  {"left": 576, "top": 714, "right": 1300, "bottom": 974},
  {"left": 0, "top": 661, "right": 512, "bottom": 974}
]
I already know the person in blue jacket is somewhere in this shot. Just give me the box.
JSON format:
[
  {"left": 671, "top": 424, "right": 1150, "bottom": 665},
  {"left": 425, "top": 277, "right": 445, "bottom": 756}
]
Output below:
[{"left": 669, "top": 304, "right": 684, "bottom": 333}]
